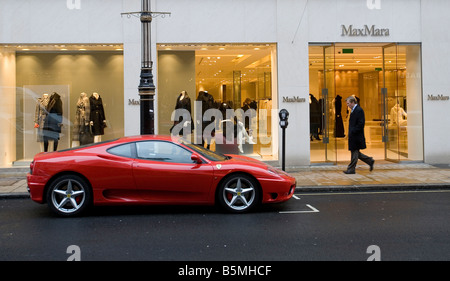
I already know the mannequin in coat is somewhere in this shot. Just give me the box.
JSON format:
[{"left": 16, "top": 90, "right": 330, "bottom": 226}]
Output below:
[
  {"left": 72, "top": 92, "right": 91, "bottom": 147},
  {"left": 43, "top": 92, "right": 63, "bottom": 152},
  {"left": 34, "top": 93, "right": 50, "bottom": 152},
  {"left": 170, "top": 91, "right": 194, "bottom": 136},
  {"left": 89, "top": 92, "right": 106, "bottom": 143}
]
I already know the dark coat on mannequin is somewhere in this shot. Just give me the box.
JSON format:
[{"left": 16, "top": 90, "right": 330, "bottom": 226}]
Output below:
[
  {"left": 89, "top": 94, "right": 106, "bottom": 136},
  {"left": 43, "top": 92, "right": 63, "bottom": 140},
  {"left": 334, "top": 95, "right": 345, "bottom": 137}
]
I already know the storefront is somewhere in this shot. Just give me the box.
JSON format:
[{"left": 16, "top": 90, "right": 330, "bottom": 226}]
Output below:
[{"left": 1, "top": 0, "right": 450, "bottom": 167}]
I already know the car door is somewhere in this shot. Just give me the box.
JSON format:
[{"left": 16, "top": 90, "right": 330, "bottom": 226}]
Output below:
[{"left": 132, "top": 140, "right": 214, "bottom": 203}]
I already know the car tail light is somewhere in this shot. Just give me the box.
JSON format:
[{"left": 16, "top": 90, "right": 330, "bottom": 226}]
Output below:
[{"left": 29, "top": 161, "right": 34, "bottom": 175}]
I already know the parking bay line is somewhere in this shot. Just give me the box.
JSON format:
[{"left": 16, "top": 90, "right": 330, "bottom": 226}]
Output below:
[
  {"left": 279, "top": 204, "right": 320, "bottom": 214},
  {"left": 277, "top": 194, "right": 319, "bottom": 214}
]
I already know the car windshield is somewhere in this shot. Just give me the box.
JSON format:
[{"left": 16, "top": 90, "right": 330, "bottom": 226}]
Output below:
[{"left": 180, "top": 139, "right": 229, "bottom": 162}]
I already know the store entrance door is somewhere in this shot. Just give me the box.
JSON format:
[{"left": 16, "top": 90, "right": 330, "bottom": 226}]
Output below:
[
  {"left": 309, "top": 43, "right": 424, "bottom": 164},
  {"left": 382, "top": 43, "right": 400, "bottom": 162},
  {"left": 309, "top": 44, "right": 337, "bottom": 164}
]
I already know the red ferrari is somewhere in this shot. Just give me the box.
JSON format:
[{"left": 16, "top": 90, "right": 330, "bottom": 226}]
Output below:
[{"left": 27, "top": 135, "right": 296, "bottom": 216}]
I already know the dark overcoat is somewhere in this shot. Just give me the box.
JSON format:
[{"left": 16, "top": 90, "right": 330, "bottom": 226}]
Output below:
[
  {"left": 348, "top": 104, "right": 367, "bottom": 151},
  {"left": 89, "top": 95, "right": 106, "bottom": 136}
]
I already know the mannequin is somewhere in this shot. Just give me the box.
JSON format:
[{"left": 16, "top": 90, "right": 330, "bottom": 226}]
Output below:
[
  {"left": 196, "top": 91, "right": 216, "bottom": 149},
  {"left": 72, "top": 92, "right": 91, "bottom": 147},
  {"left": 334, "top": 95, "right": 345, "bottom": 137},
  {"left": 309, "top": 94, "right": 321, "bottom": 141},
  {"left": 89, "top": 92, "right": 106, "bottom": 143},
  {"left": 170, "top": 90, "right": 194, "bottom": 136},
  {"left": 34, "top": 93, "right": 50, "bottom": 152},
  {"left": 390, "top": 103, "right": 407, "bottom": 126},
  {"left": 43, "top": 92, "right": 63, "bottom": 152}
]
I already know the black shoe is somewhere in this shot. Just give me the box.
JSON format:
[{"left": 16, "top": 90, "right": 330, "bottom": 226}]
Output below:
[
  {"left": 369, "top": 159, "right": 375, "bottom": 171},
  {"left": 343, "top": 170, "right": 355, "bottom": 174}
]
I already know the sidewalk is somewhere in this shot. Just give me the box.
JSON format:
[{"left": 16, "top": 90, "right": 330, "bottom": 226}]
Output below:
[
  {"left": 1, "top": 162, "right": 450, "bottom": 199},
  {"left": 287, "top": 162, "right": 450, "bottom": 192}
]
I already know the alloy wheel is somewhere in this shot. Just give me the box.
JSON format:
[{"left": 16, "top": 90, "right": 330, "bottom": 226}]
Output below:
[
  {"left": 48, "top": 175, "right": 90, "bottom": 216},
  {"left": 221, "top": 175, "right": 258, "bottom": 212}
]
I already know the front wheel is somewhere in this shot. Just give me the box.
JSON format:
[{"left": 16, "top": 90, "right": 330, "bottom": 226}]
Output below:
[
  {"left": 46, "top": 174, "right": 92, "bottom": 217},
  {"left": 217, "top": 174, "right": 260, "bottom": 213}
]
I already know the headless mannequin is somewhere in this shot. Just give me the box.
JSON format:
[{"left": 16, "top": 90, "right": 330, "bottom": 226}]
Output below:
[
  {"left": 72, "top": 92, "right": 90, "bottom": 147},
  {"left": 35, "top": 93, "right": 49, "bottom": 152},
  {"left": 90, "top": 92, "right": 104, "bottom": 143}
]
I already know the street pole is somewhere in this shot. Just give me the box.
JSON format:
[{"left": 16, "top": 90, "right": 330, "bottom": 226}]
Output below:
[
  {"left": 139, "top": 0, "right": 155, "bottom": 135},
  {"left": 122, "top": 0, "right": 170, "bottom": 135}
]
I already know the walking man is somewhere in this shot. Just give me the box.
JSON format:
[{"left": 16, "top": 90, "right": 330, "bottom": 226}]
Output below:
[{"left": 344, "top": 96, "right": 375, "bottom": 174}]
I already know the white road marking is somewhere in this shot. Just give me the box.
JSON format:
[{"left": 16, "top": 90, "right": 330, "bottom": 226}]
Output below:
[
  {"left": 279, "top": 204, "right": 319, "bottom": 214},
  {"left": 292, "top": 195, "right": 301, "bottom": 200}
]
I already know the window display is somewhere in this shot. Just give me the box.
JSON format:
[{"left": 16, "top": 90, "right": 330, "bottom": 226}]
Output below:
[
  {"left": 157, "top": 44, "right": 277, "bottom": 160},
  {"left": 0, "top": 45, "right": 124, "bottom": 166}
]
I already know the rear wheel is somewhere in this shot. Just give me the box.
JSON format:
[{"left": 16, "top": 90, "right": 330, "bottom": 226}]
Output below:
[
  {"left": 46, "top": 174, "right": 91, "bottom": 217},
  {"left": 217, "top": 174, "right": 260, "bottom": 213}
]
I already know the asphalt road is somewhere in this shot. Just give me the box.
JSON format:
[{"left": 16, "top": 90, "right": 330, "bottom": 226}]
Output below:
[{"left": 1, "top": 189, "right": 449, "bottom": 262}]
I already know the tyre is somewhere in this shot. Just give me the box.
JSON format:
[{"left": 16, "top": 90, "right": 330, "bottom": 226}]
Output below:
[
  {"left": 46, "top": 174, "right": 92, "bottom": 217},
  {"left": 217, "top": 174, "right": 261, "bottom": 213}
]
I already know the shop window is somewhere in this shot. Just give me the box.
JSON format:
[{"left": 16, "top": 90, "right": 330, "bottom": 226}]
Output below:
[
  {"left": 157, "top": 44, "right": 278, "bottom": 161},
  {"left": 0, "top": 44, "right": 124, "bottom": 166}
]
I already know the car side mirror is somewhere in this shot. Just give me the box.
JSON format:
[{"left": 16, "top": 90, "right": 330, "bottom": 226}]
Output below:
[{"left": 191, "top": 153, "right": 202, "bottom": 164}]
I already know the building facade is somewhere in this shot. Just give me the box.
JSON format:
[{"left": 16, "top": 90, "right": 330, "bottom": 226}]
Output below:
[{"left": 1, "top": 0, "right": 449, "bottom": 167}]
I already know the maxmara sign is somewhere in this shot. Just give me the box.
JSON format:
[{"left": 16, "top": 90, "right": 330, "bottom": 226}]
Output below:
[
  {"left": 341, "top": 24, "right": 390, "bottom": 37},
  {"left": 427, "top": 94, "right": 449, "bottom": 101}
]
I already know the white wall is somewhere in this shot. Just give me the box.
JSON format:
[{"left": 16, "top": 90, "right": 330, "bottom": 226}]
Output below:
[
  {"left": 421, "top": 0, "right": 450, "bottom": 164},
  {"left": 0, "top": 0, "right": 123, "bottom": 44}
]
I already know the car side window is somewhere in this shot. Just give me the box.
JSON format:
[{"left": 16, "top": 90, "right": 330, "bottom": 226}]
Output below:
[
  {"left": 107, "top": 143, "right": 134, "bottom": 158},
  {"left": 136, "top": 141, "right": 194, "bottom": 164}
]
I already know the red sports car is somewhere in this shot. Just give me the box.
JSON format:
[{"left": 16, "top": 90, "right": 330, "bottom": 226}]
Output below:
[{"left": 27, "top": 135, "right": 296, "bottom": 216}]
